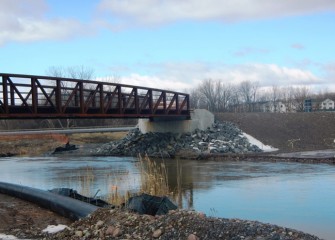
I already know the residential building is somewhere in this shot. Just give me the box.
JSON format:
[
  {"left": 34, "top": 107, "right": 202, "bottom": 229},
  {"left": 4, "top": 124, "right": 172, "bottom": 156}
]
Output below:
[
  {"left": 304, "top": 98, "right": 335, "bottom": 112},
  {"left": 260, "top": 101, "right": 287, "bottom": 113},
  {"left": 320, "top": 98, "right": 335, "bottom": 110}
]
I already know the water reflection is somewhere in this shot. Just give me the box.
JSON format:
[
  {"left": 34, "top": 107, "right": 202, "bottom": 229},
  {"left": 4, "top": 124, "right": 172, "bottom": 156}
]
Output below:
[
  {"left": 0, "top": 156, "right": 141, "bottom": 197},
  {"left": 0, "top": 156, "right": 334, "bottom": 239},
  {"left": 160, "top": 159, "right": 335, "bottom": 240}
]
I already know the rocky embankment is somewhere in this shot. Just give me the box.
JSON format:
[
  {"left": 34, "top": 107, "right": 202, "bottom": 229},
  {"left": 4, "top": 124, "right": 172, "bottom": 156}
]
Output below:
[
  {"left": 49, "top": 208, "right": 321, "bottom": 240},
  {"left": 95, "top": 121, "right": 262, "bottom": 158}
]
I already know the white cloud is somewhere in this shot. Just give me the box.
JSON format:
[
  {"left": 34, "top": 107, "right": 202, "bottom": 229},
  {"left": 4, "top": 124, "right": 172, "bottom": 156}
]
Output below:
[
  {"left": 0, "top": 0, "right": 89, "bottom": 46},
  {"left": 98, "top": 62, "right": 324, "bottom": 92},
  {"left": 320, "top": 62, "right": 335, "bottom": 90},
  {"left": 98, "top": 0, "right": 335, "bottom": 27},
  {"left": 98, "top": 73, "right": 192, "bottom": 91}
]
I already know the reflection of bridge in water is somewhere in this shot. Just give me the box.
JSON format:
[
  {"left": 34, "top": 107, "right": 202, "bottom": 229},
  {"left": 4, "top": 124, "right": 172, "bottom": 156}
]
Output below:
[{"left": 0, "top": 73, "right": 190, "bottom": 119}]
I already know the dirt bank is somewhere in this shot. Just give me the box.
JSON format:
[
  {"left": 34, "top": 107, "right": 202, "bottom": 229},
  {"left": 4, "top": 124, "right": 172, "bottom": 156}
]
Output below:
[
  {"left": 0, "top": 132, "right": 127, "bottom": 156},
  {"left": 0, "top": 193, "right": 72, "bottom": 239},
  {"left": 216, "top": 112, "right": 335, "bottom": 153}
]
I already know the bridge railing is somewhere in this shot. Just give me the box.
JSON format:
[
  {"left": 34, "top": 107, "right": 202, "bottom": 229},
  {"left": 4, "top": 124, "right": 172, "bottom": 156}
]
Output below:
[{"left": 0, "top": 73, "right": 190, "bottom": 119}]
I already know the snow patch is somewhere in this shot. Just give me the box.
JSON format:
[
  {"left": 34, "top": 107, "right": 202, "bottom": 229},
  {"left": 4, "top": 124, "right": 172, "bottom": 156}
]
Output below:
[
  {"left": 0, "top": 234, "right": 19, "bottom": 240},
  {"left": 42, "top": 224, "right": 69, "bottom": 234},
  {"left": 242, "top": 133, "right": 278, "bottom": 152}
]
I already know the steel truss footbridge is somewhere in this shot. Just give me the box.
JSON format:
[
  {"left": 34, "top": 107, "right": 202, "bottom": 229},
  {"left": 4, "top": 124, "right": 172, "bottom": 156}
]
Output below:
[{"left": 0, "top": 73, "right": 190, "bottom": 119}]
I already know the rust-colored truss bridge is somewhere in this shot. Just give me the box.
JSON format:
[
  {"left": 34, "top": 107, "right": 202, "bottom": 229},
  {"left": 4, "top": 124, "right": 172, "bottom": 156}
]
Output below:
[{"left": 0, "top": 73, "right": 190, "bottom": 119}]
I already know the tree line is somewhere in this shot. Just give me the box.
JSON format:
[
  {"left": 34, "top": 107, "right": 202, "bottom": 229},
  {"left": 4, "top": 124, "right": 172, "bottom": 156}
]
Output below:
[{"left": 189, "top": 78, "right": 335, "bottom": 113}]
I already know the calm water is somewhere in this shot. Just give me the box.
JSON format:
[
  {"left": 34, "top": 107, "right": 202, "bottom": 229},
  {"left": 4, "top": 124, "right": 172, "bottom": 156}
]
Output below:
[{"left": 0, "top": 156, "right": 334, "bottom": 239}]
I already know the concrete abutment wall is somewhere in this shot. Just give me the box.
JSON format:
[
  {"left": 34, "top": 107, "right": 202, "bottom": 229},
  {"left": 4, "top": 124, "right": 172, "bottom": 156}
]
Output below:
[{"left": 138, "top": 109, "right": 214, "bottom": 134}]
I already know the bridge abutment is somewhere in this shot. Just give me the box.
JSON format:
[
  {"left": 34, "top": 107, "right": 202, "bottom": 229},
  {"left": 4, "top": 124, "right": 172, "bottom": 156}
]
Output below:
[{"left": 138, "top": 109, "right": 214, "bottom": 134}]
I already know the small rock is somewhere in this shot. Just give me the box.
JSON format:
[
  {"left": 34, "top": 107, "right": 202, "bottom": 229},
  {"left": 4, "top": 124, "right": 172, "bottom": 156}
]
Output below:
[
  {"left": 106, "top": 226, "right": 115, "bottom": 235},
  {"left": 95, "top": 220, "right": 104, "bottom": 229},
  {"left": 75, "top": 230, "right": 83, "bottom": 237},
  {"left": 153, "top": 229, "right": 163, "bottom": 238},
  {"left": 113, "top": 227, "right": 122, "bottom": 237},
  {"left": 198, "top": 141, "right": 207, "bottom": 146},
  {"left": 188, "top": 233, "right": 199, "bottom": 240}
]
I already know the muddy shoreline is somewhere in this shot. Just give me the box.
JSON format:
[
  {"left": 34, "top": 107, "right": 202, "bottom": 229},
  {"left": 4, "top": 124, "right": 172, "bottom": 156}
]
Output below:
[{"left": 194, "top": 152, "right": 335, "bottom": 164}]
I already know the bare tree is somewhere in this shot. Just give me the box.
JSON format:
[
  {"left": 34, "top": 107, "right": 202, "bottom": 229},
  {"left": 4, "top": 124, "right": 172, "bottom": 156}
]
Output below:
[
  {"left": 189, "top": 88, "right": 203, "bottom": 109},
  {"left": 45, "top": 66, "right": 66, "bottom": 78},
  {"left": 279, "top": 86, "right": 295, "bottom": 112},
  {"left": 198, "top": 79, "right": 218, "bottom": 111},
  {"left": 45, "top": 65, "right": 95, "bottom": 128},
  {"left": 238, "top": 80, "right": 259, "bottom": 112},
  {"left": 216, "top": 80, "right": 233, "bottom": 112},
  {"left": 227, "top": 85, "right": 237, "bottom": 112},
  {"left": 99, "top": 74, "right": 121, "bottom": 84},
  {"left": 66, "top": 65, "right": 95, "bottom": 80},
  {"left": 270, "top": 85, "right": 282, "bottom": 112},
  {"left": 46, "top": 65, "right": 95, "bottom": 80},
  {"left": 293, "top": 86, "right": 310, "bottom": 112}
]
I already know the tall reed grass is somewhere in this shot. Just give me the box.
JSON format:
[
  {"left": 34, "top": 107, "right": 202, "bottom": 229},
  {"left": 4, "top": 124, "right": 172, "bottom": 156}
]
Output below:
[
  {"left": 137, "top": 154, "right": 170, "bottom": 196},
  {"left": 77, "top": 155, "right": 171, "bottom": 206}
]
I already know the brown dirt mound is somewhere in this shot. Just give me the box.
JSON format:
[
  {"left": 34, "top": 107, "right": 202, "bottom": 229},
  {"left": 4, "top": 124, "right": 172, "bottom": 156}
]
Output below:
[{"left": 216, "top": 112, "right": 335, "bottom": 153}]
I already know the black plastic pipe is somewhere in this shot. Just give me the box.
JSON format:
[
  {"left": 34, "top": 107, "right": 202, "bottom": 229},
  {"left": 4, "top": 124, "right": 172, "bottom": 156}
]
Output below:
[{"left": 0, "top": 182, "right": 99, "bottom": 220}]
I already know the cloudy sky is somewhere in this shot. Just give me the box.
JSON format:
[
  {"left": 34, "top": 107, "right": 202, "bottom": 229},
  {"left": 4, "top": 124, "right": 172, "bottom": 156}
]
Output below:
[{"left": 1, "top": 0, "right": 335, "bottom": 92}]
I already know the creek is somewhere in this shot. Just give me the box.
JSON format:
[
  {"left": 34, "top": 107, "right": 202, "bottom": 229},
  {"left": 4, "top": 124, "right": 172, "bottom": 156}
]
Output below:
[{"left": 0, "top": 156, "right": 334, "bottom": 240}]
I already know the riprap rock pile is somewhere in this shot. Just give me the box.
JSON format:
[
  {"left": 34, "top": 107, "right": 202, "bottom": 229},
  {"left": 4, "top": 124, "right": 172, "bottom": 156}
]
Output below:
[{"left": 95, "top": 121, "right": 262, "bottom": 158}]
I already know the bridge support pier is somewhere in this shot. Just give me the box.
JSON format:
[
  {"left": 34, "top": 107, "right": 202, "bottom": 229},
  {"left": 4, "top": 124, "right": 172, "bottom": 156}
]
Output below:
[{"left": 138, "top": 109, "right": 214, "bottom": 134}]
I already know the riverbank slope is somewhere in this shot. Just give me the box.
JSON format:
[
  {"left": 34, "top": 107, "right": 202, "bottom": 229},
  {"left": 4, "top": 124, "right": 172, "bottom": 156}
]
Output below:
[{"left": 216, "top": 112, "right": 335, "bottom": 153}]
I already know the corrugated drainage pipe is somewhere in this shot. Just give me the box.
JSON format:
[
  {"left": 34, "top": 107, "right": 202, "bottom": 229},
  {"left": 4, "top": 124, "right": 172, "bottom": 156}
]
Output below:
[{"left": 0, "top": 182, "right": 99, "bottom": 220}]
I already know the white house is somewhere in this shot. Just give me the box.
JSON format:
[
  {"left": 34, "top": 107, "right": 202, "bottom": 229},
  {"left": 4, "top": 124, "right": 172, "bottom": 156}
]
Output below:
[
  {"left": 276, "top": 101, "right": 287, "bottom": 113},
  {"left": 320, "top": 98, "right": 335, "bottom": 110},
  {"left": 261, "top": 101, "right": 287, "bottom": 113}
]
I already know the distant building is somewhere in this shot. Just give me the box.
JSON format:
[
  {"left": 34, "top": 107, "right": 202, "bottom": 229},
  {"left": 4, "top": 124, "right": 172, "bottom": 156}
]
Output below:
[
  {"left": 320, "top": 98, "right": 335, "bottom": 110},
  {"left": 304, "top": 99, "right": 315, "bottom": 112},
  {"left": 260, "top": 101, "right": 287, "bottom": 113},
  {"left": 304, "top": 98, "right": 335, "bottom": 112}
]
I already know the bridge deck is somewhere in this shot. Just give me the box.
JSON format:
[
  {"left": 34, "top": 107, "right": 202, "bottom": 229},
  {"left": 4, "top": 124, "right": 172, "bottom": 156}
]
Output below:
[{"left": 0, "top": 73, "right": 190, "bottom": 119}]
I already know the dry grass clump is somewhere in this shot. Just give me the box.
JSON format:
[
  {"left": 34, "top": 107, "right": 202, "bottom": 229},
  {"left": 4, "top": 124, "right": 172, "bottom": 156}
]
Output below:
[
  {"left": 76, "top": 155, "right": 171, "bottom": 206},
  {"left": 77, "top": 166, "right": 95, "bottom": 197},
  {"left": 107, "top": 186, "right": 132, "bottom": 206},
  {"left": 106, "top": 155, "right": 171, "bottom": 205},
  {"left": 69, "top": 132, "right": 127, "bottom": 144},
  {"left": 138, "top": 154, "right": 170, "bottom": 196}
]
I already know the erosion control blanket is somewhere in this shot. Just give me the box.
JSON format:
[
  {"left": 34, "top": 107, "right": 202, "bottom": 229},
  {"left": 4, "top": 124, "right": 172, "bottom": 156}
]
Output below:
[
  {"left": 125, "top": 193, "right": 177, "bottom": 215},
  {"left": 49, "top": 188, "right": 111, "bottom": 207}
]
